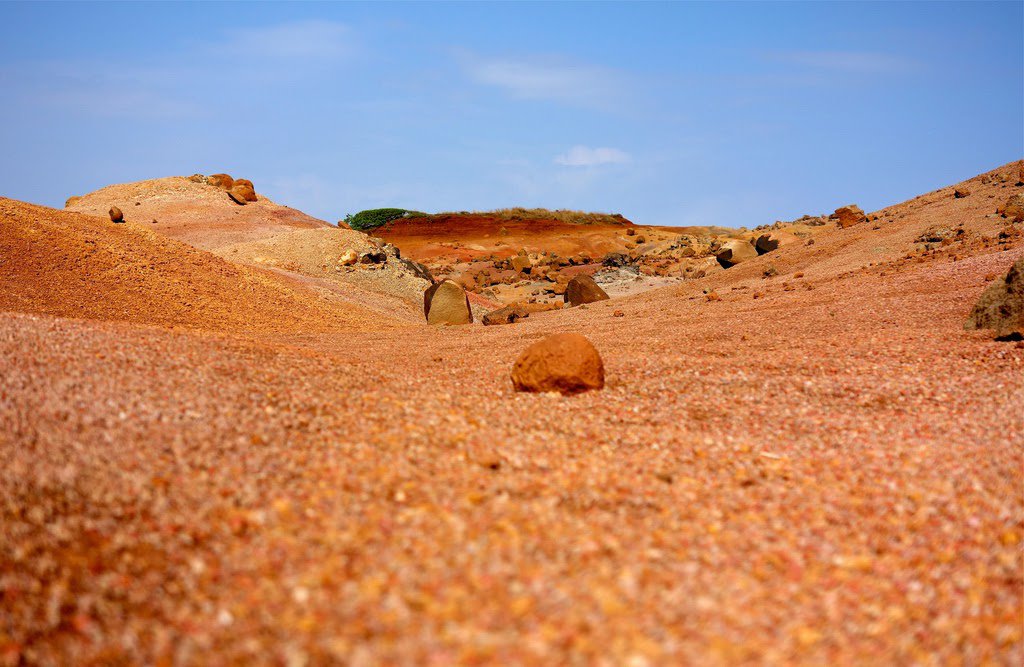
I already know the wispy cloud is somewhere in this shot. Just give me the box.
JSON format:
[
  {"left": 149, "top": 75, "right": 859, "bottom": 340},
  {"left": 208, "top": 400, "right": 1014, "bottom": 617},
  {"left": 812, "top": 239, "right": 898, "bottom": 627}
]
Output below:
[
  {"left": 209, "top": 20, "right": 356, "bottom": 62},
  {"left": 554, "top": 145, "right": 631, "bottom": 167},
  {"left": 460, "top": 53, "right": 624, "bottom": 107},
  {"left": 763, "top": 50, "right": 919, "bottom": 74}
]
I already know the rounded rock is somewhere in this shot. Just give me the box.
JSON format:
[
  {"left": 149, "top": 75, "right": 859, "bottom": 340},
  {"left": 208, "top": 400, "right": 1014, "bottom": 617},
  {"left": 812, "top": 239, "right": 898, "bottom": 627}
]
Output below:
[{"left": 511, "top": 333, "right": 605, "bottom": 395}]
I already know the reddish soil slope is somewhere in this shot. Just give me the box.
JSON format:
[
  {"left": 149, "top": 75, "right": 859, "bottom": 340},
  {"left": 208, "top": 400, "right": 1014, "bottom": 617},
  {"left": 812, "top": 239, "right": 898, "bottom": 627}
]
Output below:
[
  {"left": 0, "top": 198, "right": 397, "bottom": 334},
  {"left": 66, "top": 176, "right": 330, "bottom": 250}
]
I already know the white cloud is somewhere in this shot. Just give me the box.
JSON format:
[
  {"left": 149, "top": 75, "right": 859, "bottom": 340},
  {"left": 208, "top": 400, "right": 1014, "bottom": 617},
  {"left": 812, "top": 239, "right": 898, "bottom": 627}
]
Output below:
[
  {"left": 554, "top": 145, "right": 631, "bottom": 167},
  {"left": 461, "top": 54, "right": 623, "bottom": 106}
]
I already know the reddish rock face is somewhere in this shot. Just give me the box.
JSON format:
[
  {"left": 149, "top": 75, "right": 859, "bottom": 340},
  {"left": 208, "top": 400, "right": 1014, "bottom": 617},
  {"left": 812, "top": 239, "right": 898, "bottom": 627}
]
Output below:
[
  {"left": 207, "top": 174, "right": 235, "bottom": 190},
  {"left": 564, "top": 274, "right": 609, "bottom": 306},
  {"left": 832, "top": 205, "right": 867, "bottom": 229},
  {"left": 510, "top": 333, "right": 605, "bottom": 395},
  {"left": 230, "top": 184, "right": 257, "bottom": 203},
  {"left": 227, "top": 189, "right": 248, "bottom": 206}
]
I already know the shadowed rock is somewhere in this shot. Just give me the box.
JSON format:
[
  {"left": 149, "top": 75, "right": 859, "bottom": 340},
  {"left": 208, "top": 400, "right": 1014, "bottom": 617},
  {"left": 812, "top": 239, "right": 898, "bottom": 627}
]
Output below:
[
  {"left": 109, "top": 206, "right": 124, "bottom": 223},
  {"left": 511, "top": 333, "right": 605, "bottom": 395},
  {"left": 965, "top": 256, "right": 1024, "bottom": 340},
  {"left": 754, "top": 234, "right": 779, "bottom": 255},
  {"left": 564, "top": 274, "right": 609, "bottom": 306}
]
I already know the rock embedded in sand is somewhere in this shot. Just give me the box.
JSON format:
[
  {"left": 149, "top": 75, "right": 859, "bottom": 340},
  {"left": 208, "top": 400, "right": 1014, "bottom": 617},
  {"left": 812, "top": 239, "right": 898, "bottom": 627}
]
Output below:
[
  {"left": 832, "top": 204, "right": 867, "bottom": 229},
  {"left": 424, "top": 279, "right": 473, "bottom": 325},
  {"left": 482, "top": 304, "right": 528, "bottom": 326},
  {"left": 716, "top": 239, "right": 758, "bottom": 267},
  {"left": 954, "top": 187, "right": 971, "bottom": 199},
  {"left": 564, "top": 274, "right": 609, "bottom": 306},
  {"left": 511, "top": 333, "right": 605, "bottom": 395},
  {"left": 965, "top": 256, "right": 1024, "bottom": 340},
  {"left": 339, "top": 249, "right": 358, "bottom": 266},
  {"left": 227, "top": 189, "right": 248, "bottom": 206},
  {"left": 109, "top": 206, "right": 124, "bottom": 223}
]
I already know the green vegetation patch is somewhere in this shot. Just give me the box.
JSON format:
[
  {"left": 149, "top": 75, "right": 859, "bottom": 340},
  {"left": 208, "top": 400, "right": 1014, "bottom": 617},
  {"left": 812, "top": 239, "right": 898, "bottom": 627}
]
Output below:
[{"left": 344, "top": 208, "right": 426, "bottom": 231}]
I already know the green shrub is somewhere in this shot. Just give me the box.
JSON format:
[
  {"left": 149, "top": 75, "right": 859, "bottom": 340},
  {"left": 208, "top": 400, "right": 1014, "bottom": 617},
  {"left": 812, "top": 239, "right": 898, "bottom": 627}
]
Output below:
[{"left": 344, "top": 208, "right": 425, "bottom": 231}]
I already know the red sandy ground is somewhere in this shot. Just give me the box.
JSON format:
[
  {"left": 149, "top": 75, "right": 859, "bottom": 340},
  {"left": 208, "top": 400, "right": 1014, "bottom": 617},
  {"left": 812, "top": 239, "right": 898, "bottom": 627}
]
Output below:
[{"left": 0, "top": 165, "right": 1022, "bottom": 665}]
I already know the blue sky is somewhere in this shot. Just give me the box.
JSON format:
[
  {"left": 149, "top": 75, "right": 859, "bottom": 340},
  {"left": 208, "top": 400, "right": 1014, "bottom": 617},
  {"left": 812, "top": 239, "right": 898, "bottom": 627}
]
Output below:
[{"left": 1, "top": 1, "right": 1021, "bottom": 227}]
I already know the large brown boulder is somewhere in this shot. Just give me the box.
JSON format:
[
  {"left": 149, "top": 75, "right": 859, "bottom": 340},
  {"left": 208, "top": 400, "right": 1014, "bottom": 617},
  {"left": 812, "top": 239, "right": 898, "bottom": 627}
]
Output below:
[
  {"left": 511, "top": 333, "right": 605, "bottom": 395},
  {"left": 716, "top": 239, "right": 757, "bottom": 267},
  {"left": 482, "top": 304, "right": 528, "bottom": 326},
  {"left": 424, "top": 280, "right": 473, "bottom": 325},
  {"left": 564, "top": 274, "right": 609, "bottom": 306},
  {"left": 965, "top": 256, "right": 1024, "bottom": 340},
  {"left": 997, "top": 194, "right": 1024, "bottom": 223},
  {"left": 208, "top": 173, "right": 234, "bottom": 190},
  {"left": 754, "top": 234, "right": 779, "bottom": 255},
  {"left": 227, "top": 189, "right": 248, "bottom": 206},
  {"left": 832, "top": 205, "right": 867, "bottom": 229},
  {"left": 231, "top": 182, "right": 258, "bottom": 202},
  {"left": 510, "top": 253, "right": 532, "bottom": 274},
  {"left": 109, "top": 206, "right": 124, "bottom": 223}
]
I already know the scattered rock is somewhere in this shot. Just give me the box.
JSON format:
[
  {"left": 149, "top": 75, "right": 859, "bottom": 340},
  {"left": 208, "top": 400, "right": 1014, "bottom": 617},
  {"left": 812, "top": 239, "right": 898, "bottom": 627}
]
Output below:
[
  {"left": 109, "top": 206, "right": 124, "bottom": 223},
  {"left": 716, "top": 239, "right": 758, "bottom": 268},
  {"left": 564, "top": 274, "right": 610, "bottom": 306},
  {"left": 510, "top": 333, "right": 605, "bottom": 395},
  {"left": 187, "top": 174, "right": 207, "bottom": 184},
  {"left": 339, "top": 250, "right": 358, "bottom": 266},
  {"left": 510, "top": 253, "right": 532, "bottom": 274},
  {"left": 965, "top": 256, "right": 1023, "bottom": 340},
  {"left": 64, "top": 196, "right": 80, "bottom": 208},
  {"left": 359, "top": 250, "right": 387, "bottom": 264},
  {"left": 832, "top": 205, "right": 867, "bottom": 229},
  {"left": 424, "top": 279, "right": 473, "bottom": 325},
  {"left": 916, "top": 224, "right": 963, "bottom": 244},
  {"left": 625, "top": 228, "right": 636, "bottom": 236},
  {"left": 401, "top": 258, "right": 434, "bottom": 283},
  {"left": 227, "top": 189, "right": 248, "bottom": 206},
  {"left": 602, "top": 252, "right": 631, "bottom": 268},
  {"left": 997, "top": 194, "right": 1024, "bottom": 222},
  {"left": 482, "top": 304, "right": 528, "bottom": 326},
  {"left": 954, "top": 187, "right": 970, "bottom": 199},
  {"left": 208, "top": 174, "right": 234, "bottom": 190},
  {"left": 613, "top": 310, "right": 625, "bottom": 318}
]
